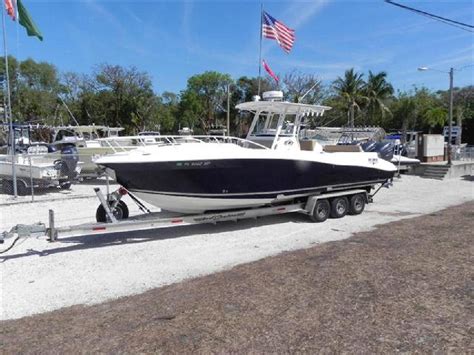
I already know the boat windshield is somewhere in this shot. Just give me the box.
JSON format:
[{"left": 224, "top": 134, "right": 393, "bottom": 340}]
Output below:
[
  {"left": 55, "top": 129, "right": 77, "bottom": 141},
  {"left": 253, "top": 113, "right": 279, "bottom": 136},
  {"left": 250, "top": 112, "right": 299, "bottom": 137}
]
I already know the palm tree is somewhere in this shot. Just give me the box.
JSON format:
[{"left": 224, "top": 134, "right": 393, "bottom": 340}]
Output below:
[
  {"left": 333, "top": 68, "right": 366, "bottom": 128},
  {"left": 423, "top": 107, "right": 446, "bottom": 133},
  {"left": 391, "top": 94, "right": 416, "bottom": 143},
  {"left": 364, "top": 71, "right": 394, "bottom": 126}
]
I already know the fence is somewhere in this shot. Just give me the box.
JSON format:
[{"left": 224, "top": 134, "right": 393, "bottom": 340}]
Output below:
[{"left": 453, "top": 145, "right": 474, "bottom": 161}]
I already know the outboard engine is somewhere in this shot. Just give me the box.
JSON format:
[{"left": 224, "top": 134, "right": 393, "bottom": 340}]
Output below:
[
  {"left": 396, "top": 143, "right": 408, "bottom": 157},
  {"left": 374, "top": 141, "right": 395, "bottom": 161},
  {"left": 361, "top": 141, "right": 377, "bottom": 152},
  {"left": 59, "top": 144, "right": 80, "bottom": 180}
]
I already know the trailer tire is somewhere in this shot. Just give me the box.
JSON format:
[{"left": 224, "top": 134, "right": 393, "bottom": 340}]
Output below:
[
  {"left": 96, "top": 200, "right": 129, "bottom": 222},
  {"left": 330, "top": 196, "right": 349, "bottom": 218},
  {"left": 60, "top": 182, "right": 72, "bottom": 190},
  {"left": 2, "top": 180, "right": 13, "bottom": 194},
  {"left": 310, "top": 199, "right": 330, "bottom": 222},
  {"left": 349, "top": 194, "right": 365, "bottom": 215},
  {"left": 16, "top": 180, "right": 28, "bottom": 196}
]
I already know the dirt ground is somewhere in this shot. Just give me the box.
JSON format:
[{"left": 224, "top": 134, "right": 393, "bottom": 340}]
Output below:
[{"left": 1, "top": 202, "right": 473, "bottom": 353}]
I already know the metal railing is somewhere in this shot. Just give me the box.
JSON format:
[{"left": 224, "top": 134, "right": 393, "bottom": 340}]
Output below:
[
  {"left": 99, "top": 134, "right": 269, "bottom": 151},
  {"left": 453, "top": 145, "right": 474, "bottom": 161}
]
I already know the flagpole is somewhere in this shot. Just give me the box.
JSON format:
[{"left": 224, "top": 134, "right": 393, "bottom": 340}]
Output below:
[
  {"left": 2, "top": 4, "right": 17, "bottom": 197},
  {"left": 257, "top": 3, "right": 263, "bottom": 97}
]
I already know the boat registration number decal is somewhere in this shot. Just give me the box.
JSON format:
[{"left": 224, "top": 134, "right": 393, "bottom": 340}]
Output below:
[
  {"left": 368, "top": 157, "right": 378, "bottom": 165},
  {"left": 176, "top": 161, "right": 211, "bottom": 168}
]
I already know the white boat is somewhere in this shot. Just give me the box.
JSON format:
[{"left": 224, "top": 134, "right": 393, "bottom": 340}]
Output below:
[
  {"left": 95, "top": 93, "right": 397, "bottom": 214},
  {"left": 51, "top": 125, "right": 146, "bottom": 177},
  {"left": 0, "top": 152, "right": 66, "bottom": 194},
  {"left": 0, "top": 126, "right": 82, "bottom": 194}
]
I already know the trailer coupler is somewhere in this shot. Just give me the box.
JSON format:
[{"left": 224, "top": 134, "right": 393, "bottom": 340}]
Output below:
[{"left": 1, "top": 223, "right": 47, "bottom": 243}]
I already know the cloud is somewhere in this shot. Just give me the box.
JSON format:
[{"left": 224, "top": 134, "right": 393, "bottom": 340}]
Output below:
[
  {"left": 83, "top": 1, "right": 154, "bottom": 58},
  {"left": 330, "top": 6, "right": 473, "bottom": 45},
  {"left": 129, "top": 12, "right": 144, "bottom": 25},
  {"left": 425, "top": 44, "right": 474, "bottom": 69},
  {"left": 284, "top": 0, "right": 330, "bottom": 29},
  {"left": 182, "top": 1, "right": 199, "bottom": 52},
  {"left": 84, "top": 0, "right": 126, "bottom": 36}
]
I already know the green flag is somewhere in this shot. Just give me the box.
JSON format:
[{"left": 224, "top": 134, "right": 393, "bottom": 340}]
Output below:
[{"left": 17, "top": 0, "right": 43, "bottom": 41}]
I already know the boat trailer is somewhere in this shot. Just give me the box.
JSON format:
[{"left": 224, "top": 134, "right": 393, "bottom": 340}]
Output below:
[{"left": 0, "top": 180, "right": 392, "bottom": 251}]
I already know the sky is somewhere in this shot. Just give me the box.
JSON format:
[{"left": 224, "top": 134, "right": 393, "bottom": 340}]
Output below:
[{"left": 3, "top": 0, "right": 474, "bottom": 96}]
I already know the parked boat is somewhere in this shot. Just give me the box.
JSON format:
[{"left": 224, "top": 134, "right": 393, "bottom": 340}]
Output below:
[
  {"left": 0, "top": 125, "right": 81, "bottom": 195},
  {"left": 95, "top": 92, "right": 397, "bottom": 213},
  {"left": 50, "top": 125, "right": 124, "bottom": 177},
  {"left": 361, "top": 140, "right": 420, "bottom": 169},
  {"left": 0, "top": 150, "right": 80, "bottom": 195}
]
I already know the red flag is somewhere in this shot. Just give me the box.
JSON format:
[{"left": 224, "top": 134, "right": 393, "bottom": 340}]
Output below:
[
  {"left": 5, "top": 0, "right": 16, "bottom": 20},
  {"left": 262, "top": 60, "right": 279, "bottom": 83}
]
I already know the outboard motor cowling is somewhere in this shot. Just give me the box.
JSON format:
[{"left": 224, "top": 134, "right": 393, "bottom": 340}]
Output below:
[
  {"left": 361, "top": 141, "right": 377, "bottom": 152},
  {"left": 374, "top": 141, "right": 395, "bottom": 161},
  {"left": 60, "top": 144, "right": 79, "bottom": 180}
]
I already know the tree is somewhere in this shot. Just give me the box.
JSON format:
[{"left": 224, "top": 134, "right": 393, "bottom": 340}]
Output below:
[
  {"left": 94, "top": 64, "right": 151, "bottom": 127},
  {"left": 389, "top": 93, "right": 416, "bottom": 143},
  {"left": 423, "top": 107, "right": 446, "bottom": 133},
  {"left": 178, "top": 90, "right": 205, "bottom": 132},
  {"left": 453, "top": 86, "right": 474, "bottom": 143},
  {"left": 234, "top": 76, "right": 272, "bottom": 103},
  {"left": 179, "top": 71, "right": 232, "bottom": 133},
  {"left": 364, "top": 71, "right": 394, "bottom": 126},
  {"left": 158, "top": 91, "right": 179, "bottom": 134},
  {"left": 423, "top": 107, "right": 447, "bottom": 134},
  {"left": 438, "top": 85, "right": 474, "bottom": 144},
  {"left": 282, "top": 70, "right": 323, "bottom": 104},
  {"left": 0, "top": 57, "right": 63, "bottom": 123},
  {"left": 333, "top": 68, "right": 366, "bottom": 128}
]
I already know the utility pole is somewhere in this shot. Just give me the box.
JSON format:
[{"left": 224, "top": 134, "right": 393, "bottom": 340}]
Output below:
[
  {"left": 447, "top": 67, "right": 453, "bottom": 165},
  {"left": 418, "top": 65, "right": 460, "bottom": 166}
]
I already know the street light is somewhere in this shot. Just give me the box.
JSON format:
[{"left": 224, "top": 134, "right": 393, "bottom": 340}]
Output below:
[{"left": 417, "top": 66, "right": 454, "bottom": 165}]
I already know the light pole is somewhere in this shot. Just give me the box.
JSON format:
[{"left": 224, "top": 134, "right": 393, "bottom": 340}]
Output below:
[
  {"left": 227, "top": 83, "right": 230, "bottom": 136},
  {"left": 417, "top": 66, "right": 454, "bottom": 165}
]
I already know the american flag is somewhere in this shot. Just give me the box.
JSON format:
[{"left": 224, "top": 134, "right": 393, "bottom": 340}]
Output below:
[{"left": 262, "top": 11, "right": 295, "bottom": 53}]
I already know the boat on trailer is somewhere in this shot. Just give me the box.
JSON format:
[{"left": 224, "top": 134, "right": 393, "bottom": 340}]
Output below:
[{"left": 95, "top": 93, "right": 397, "bottom": 214}]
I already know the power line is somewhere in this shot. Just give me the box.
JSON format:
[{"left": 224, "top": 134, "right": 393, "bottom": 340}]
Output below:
[{"left": 385, "top": 0, "right": 474, "bottom": 33}]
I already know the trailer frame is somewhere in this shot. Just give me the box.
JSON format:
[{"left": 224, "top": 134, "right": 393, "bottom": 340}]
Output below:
[{"left": 1, "top": 180, "right": 392, "bottom": 246}]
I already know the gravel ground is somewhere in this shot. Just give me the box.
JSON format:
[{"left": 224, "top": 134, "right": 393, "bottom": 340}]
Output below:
[
  {"left": 0, "top": 175, "right": 473, "bottom": 320},
  {"left": 1, "top": 202, "right": 473, "bottom": 353}
]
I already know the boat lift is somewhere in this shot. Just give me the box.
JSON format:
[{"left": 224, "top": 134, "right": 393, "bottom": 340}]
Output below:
[{"left": 0, "top": 180, "right": 392, "bottom": 251}]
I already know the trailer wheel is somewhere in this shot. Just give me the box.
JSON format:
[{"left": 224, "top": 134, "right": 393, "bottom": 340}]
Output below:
[
  {"left": 310, "top": 199, "right": 330, "bottom": 222},
  {"left": 16, "top": 180, "right": 28, "bottom": 196},
  {"left": 96, "top": 200, "right": 129, "bottom": 222},
  {"left": 60, "top": 182, "right": 72, "bottom": 190},
  {"left": 330, "top": 197, "right": 349, "bottom": 218},
  {"left": 2, "top": 180, "right": 13, "bottom": 194},
  {"left": 349, "top": 194, "right": 365, "bottom": 215}
]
